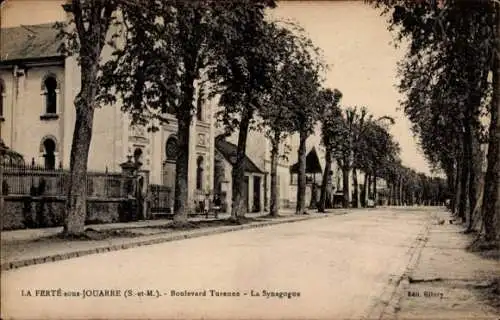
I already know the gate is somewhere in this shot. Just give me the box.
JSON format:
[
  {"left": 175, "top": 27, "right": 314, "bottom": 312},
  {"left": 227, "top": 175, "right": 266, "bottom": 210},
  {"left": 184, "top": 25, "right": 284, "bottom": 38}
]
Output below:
[{"left": 149, "top": 184, "right": 172, "bottom": 215}]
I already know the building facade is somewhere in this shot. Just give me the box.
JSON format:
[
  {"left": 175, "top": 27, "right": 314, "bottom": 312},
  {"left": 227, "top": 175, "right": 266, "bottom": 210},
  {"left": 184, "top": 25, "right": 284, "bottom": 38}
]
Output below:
[
  {"left": 0, "top": 15, "right": 218, "bottom": 212},
  {"left": 1, "top": 0, "right": 387, "bottom": 216}
]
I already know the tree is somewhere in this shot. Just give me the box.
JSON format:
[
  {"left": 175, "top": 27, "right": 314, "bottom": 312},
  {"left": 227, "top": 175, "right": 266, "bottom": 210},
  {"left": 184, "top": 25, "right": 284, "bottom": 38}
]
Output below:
[
  {"left": 101, "top": 0, "right": 278, "bottom": 224},
  {"left": 329, "top": 107, "right": 373, "bottom": 208},
  {"left": 100, "top": 0, "right": 221, "bottom": 224},
  {"left": 358, "top": 118, "right": 398, "bottom": 207},
  {"left": 287, "top": 63, "right": 326, "bottom": 215},
  {"left": 371, "top": 0, "right": 499, "bottom": 240},
  {"left": 207, "top": 0, "right": 278, "bottom": 221},
  {"left": 482, "top": 0, "right": 500, "bottom": 241},
  {"left": 323, "top": 108, "right": 351, "bottom": 208},
  {"left": 258, "top": 22, "right": 320, "bottom": 217},
  {"left": 318, "top": 88, "right": 343, "bottom": 213},
  {"left": 56, "top": 0, "right": 126, "bottom": 235}
]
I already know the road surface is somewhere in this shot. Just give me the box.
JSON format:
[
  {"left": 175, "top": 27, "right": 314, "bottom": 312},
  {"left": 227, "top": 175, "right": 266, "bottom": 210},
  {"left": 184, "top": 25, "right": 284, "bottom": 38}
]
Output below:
[{"left": 1, "top": 207, "right": 433, "bottom": 320}]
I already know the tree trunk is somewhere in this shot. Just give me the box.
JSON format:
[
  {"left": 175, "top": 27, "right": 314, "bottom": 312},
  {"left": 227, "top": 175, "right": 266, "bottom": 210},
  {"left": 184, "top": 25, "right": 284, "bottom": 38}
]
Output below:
[
  {"left": 173, "top": 50, "right": 198, "bottom": 223},
  {"left": 398, "top": 177, "right": 403, "bottom": 206},
  {"left": 342, "top": 166, "right": 350, "bottom": 208},
  {"left": 402, "top": 187, "right": 406, "bottom": 206},
  {"left": 467, "top": 135, "right": 480, "bottom": 231},
  {"left": 393, "top": 179, "right": 397, "bottom": 206},
  {"left": 482, "top": 9, "right": 500, "bottom": 241},
  {"left": 373, "top": 174, "right": 378, "bottom": 207},
  {"left": 173, "top": 115, "right": 191, "bottom": 223},
  {"left": 64, "top": 94, "right": 95, "bottom": 235},
  {"left": 393, "top": 181, "right": 398, "bottom": 205},
  {"left": 318, "top": 147, "right": 332, "bottom": 213},
  {"left": 445, "top": 162, "right": 456, "bottom": 211},
  {"left": 295, "top": 130, "right": 308, "bottom": 215},
  {"left": 63, "top": 0, "right": 116, "bottom": 236},
  {"left": 63, "top": 60, "right": 98, "bottom": 235},
  {"left": 458, "top": 139, "right": 469, "bottom": 223},
  {"left": 269, "top": 132, "right": 280, "bottom": 217},
  {"left": 231, "top": 107, "right": 253, "bottom": 219},
  {"left": 388, "top": 182, "right": 393, "bottom": 206},
  {"left": 470, "top": 143, "right": 484, "bottom": 230},
  {"left": 392, "top": 179, "right": 398, "bottom": 206},
  {"left": 352, "top": 167, "right": 360, "bottom": 208},
  {"left": 362, "top": 173, "right": 370, "bottom": 207},
  {"left": 453, "top": 159, "right": 462, "bottom": 216}
]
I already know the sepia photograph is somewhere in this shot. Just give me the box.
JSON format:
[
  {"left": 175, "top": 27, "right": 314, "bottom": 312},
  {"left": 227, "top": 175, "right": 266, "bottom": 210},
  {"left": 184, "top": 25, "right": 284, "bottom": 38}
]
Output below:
[{"left": 0, "top": 0, "right": 499, "bottom": 319}]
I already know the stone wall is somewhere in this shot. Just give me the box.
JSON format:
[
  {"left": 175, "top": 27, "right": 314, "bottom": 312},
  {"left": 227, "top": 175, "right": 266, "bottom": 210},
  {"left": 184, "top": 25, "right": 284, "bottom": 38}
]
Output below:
[{"left": 1, "top": 196, "right": 134, "bottom": 230}]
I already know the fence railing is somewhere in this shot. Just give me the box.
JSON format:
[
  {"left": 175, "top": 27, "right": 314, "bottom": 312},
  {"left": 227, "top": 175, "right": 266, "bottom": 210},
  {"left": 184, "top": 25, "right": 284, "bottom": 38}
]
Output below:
[
  {"left": 1, "top": 163, "right": 130, "bottom": 198},
  {"left": 149, "top": 184, "right": 172, "bottom": 214}
]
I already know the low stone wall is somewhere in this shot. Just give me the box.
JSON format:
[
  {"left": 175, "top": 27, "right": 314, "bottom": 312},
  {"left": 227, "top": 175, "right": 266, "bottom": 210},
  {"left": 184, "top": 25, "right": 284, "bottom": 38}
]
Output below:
[{"left": 1, "top": 196, "right": 137, "bottom": 230}]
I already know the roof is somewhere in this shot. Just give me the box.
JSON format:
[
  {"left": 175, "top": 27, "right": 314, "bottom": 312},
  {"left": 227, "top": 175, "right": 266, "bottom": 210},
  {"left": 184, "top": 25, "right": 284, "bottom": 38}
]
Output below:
[
  {"left": 1, "top": 23, "right": 63, "bottom": 62},
  {"left": 290, "top": 147, "right": 323, "bottom": 174},
  {"left": 215, "top": 136, "right": 264, "bottom": 174}
]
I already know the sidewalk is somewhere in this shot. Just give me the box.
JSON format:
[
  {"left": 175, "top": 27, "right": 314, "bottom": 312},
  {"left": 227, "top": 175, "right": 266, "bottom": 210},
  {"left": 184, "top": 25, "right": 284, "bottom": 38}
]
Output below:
[
  {"left": 1, "top": 209, "right": 334, "bottom": 271},
  {"left": 1, "top": 211, "right": 286, "bottom": 244},
  {"left": 382, "top": 209, "right": 500, "bottom": 319}
]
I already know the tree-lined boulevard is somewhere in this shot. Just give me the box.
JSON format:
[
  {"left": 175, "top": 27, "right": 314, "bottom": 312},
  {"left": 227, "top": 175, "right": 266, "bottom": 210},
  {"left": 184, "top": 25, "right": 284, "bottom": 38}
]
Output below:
[
  {"left": 1, "top": 207, "right": 437, "bottom": 320},
  {"left": 1, "top": 0, "right": 499, "bottom": 318},
  {"left": 42, "top": 0, "right": 498, "bottom": 243}
]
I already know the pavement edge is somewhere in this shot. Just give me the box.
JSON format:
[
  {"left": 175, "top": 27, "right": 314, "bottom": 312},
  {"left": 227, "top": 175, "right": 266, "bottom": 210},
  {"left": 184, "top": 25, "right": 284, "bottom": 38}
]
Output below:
[
  {"left": 362, "top": 216, "right": 433, "bottom": 320},
  {"left": 1, "top": 214, "right": 329, "bottom": 272}
]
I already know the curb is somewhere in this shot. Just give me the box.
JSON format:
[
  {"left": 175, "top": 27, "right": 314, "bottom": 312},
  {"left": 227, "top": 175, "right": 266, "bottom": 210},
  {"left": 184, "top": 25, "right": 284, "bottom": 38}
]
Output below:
[
  {"left": 1, "top": 214, "right": 329, "bottom": 271},
  {"left": 363, "top": 217, "right": 432, "bottom": 320},
  {"left": 379, "top": 225, "right": 430, "bottom": 320}
]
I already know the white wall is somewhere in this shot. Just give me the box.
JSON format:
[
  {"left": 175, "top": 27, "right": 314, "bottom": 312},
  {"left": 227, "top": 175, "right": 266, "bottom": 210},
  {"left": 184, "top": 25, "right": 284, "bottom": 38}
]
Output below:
[{"left": 0, "top": 65, "right": 65, "bottom": 165}]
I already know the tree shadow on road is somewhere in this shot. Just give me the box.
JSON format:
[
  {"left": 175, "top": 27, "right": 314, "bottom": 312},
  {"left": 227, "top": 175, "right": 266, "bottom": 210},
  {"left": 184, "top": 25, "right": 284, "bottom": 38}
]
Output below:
[
  {"left": 153, "top": 217, "right": 261, "bottom": 230},
  {"left": 54, "top": 228, "right": 141, "bottom": 241}
]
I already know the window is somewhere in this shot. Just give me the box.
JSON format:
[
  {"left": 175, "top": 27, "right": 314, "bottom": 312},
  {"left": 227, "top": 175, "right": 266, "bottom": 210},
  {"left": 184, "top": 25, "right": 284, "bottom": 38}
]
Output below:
[
  {"left": 165, "top": 136, "right": 178, "bottom": 162},
  {"left": 44, "top": 76, "right": 58, "bottom": 114},
  {"left": 43, "top": 138, "right": 56, "bottom": 169},
  {"left": 196, "top": 156, "right": 204, "bottom": 190}
]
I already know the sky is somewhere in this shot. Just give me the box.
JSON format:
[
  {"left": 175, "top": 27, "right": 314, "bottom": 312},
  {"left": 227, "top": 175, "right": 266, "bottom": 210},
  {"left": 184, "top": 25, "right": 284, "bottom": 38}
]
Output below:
[{"left": 271, "top": 1, "right": 433, "bottom": 175}]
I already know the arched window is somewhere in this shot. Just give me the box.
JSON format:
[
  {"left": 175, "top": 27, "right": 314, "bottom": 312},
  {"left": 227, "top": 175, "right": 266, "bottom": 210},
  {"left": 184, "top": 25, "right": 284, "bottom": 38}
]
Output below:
[
  {"left": 44, "top": 76, "right": 58, "bottom": 114},
  {"left": 0, "top": 79, "right": 4, "bottom": 117},
  {"left": 196, "top": 156, "right": 204, "bottom": 190},
  {"left": 165, "top": 136, "right": 178, "bottom": 162},
  {"left": 43, "top": 138, "right": 56, "bottom": 169}
]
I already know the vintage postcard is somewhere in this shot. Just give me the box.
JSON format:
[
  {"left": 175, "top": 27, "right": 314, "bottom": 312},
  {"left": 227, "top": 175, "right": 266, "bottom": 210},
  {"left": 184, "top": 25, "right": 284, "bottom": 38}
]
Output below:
[{"left": 1, "top": 0, "right": 499, "bottom": 319}]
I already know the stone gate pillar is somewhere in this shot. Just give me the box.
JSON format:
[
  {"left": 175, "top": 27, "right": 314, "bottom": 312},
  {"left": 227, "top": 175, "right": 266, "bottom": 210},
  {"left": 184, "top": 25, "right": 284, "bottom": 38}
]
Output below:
[{"left": 138, "top": 169, "right": 150, "bottom": 220}]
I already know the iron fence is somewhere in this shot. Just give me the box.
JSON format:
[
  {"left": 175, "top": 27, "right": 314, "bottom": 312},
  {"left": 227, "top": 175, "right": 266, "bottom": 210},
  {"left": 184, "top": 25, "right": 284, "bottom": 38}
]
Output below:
[
  {"left": 1, "top": 163, "right": 129, "bottom": 198},
  {"left": 149, "top": 184, "right": 172, "bottom": 214}
]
